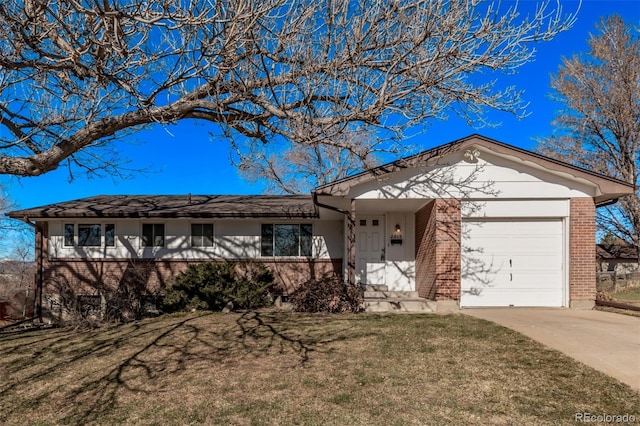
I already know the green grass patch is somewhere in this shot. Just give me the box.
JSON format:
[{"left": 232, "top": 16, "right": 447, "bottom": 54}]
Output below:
[
  {"left": 0, "top": 311, "right": 637, "bottom": 425},
  {"left": 614, "top": 286, "right": 640, "bottom": 302}
]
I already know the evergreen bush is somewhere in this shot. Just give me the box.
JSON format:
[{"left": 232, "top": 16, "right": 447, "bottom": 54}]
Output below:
[{"left": 161, "top": 261, "right": 273, "bottom": 313}]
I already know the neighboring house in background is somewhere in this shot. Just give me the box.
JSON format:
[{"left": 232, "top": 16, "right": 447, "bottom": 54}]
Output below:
[
  {"left": 7, "top": 135, "right": 634, "bottom": 319},
  {"left": 597, "top": 243, "right": 639, "bottom": 273},
  {"left": 596, "top": 243, "right": 639, "bottom": 292}
]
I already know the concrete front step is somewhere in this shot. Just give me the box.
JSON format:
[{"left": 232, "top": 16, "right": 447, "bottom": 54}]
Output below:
[
  {"left": 363, "top": 284, "right": 389, "bottom": 292},
  {"left": 364, "top": 290, "right": 420, "bottom": 299},
  {"left": 364, "top": 298, "right": 437, "bottom": 313}
]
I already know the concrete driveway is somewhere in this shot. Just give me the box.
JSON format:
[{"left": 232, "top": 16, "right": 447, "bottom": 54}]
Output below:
[{"left": 462, "top": 308, "right": 640, "bottom": 391}]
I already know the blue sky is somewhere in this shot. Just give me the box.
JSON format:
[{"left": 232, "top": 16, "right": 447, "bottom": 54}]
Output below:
[{"left": 3, "top": 0, "right": 639, "bottom": 212}]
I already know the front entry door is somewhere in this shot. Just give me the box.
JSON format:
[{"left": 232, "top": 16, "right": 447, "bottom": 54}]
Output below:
[{"left": 356, "top": 215, "right": 385, "bottom": 285}]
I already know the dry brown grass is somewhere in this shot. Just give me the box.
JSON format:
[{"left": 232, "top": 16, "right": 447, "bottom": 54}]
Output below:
[{"left": 0, "top": 311, "right": 638, "bottom": 425}]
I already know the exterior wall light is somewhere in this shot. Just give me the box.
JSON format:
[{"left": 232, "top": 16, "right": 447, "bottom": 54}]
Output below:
[{"left": 391, "top": 224, "right": 403, "bottom": 245}]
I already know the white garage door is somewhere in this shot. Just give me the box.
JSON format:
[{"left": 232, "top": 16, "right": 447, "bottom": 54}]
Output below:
[{"left": 460, "top": 219, "right": 564, "bottom": 307}]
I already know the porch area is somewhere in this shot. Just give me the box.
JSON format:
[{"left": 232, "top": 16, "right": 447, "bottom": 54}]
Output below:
[{"left": 343, "top": 198, "right": 460, "bottom": 313}]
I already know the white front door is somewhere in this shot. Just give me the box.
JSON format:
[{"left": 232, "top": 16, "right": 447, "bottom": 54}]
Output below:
[
  {"left": 356, "top": 215, "right": 386, "bottom": 285},
  {"left": 460, "top": 219, "right": 564, "bottom": 307}
]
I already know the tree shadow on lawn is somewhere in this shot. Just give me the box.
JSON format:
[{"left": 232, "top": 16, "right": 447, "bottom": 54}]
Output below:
[{"left": 0, "top": 311, "right": 374, "bottom": 424}]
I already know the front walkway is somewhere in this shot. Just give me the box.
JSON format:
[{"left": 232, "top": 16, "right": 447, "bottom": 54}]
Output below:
[{"left": 462, "top": 308, "right": 640, "bottom": 391}]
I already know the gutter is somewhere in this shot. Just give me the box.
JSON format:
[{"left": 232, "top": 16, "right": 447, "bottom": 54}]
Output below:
[
  {"left": 19, "top": 216, "right": 43, "bottom": 323},
  {"left": 312, "top": 192, "right": 349, "bottom": 216},
  {"left": 595, "top": 198, "right": 619, "bottom": 208}
]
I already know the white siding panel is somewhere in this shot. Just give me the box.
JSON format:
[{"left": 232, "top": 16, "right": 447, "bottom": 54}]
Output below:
[
  {"left": 385, "top": 261, "right": 415, "bottom": 291},
  {"left": 463, "top": 200, "right": 569, "bottom": 219},
  {"left": 47, "top": 218, "right": 342, "bottom": 261},
  {"left": 313, "top": 220, "right": 343, "bottom": 258},
  {"left": 352, "top": 152, "right": 595, "bottom": 200}
]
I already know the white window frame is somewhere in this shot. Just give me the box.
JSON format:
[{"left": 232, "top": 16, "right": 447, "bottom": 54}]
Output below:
[
  {"left": 62, "top": 223, "right": 116, "bottom": 247},
  {"left": 141, "top": 223, "right": 165, "bottom": 247},
  {"left": 261, "top": 223, "right": 313, "bottom": 258},
  {"left": 190, "top": 222, "right": 215, "bottom": 248}
]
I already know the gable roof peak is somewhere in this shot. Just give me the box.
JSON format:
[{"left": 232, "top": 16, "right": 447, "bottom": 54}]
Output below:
[{"left": 313, "top": 134, "right": 634, "bottom": 203}]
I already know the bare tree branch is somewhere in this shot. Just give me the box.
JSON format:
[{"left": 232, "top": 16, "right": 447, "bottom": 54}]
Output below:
[
  {"left": 0, "top": 0, "right": 577, "bottom": 178},
  {"left": 537, "top": 15, "right": 640, "bottom": 247}
]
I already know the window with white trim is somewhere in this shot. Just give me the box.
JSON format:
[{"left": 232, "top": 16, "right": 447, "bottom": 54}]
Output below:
[
  {"left": 261, "top": 224, "right": 312, "bottom": 257},
  {"left": 142, "top": 223, "right": 165, "bottom": 247},
  {"left": 191, "top": 223, "right": 214, "bottom": 247},
  {"left": 78, "top": 224, "right": 101, "bottom": 246},
  {"left": 63, "top": 223, "right": 116, "bottom": 247}
]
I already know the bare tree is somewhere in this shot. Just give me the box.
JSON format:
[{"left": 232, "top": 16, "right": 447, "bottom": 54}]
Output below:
[
  {"left": 537, "top": 16, "right": 640, "bottom": 247},
  {"left": 0, "top": 187, "right": 19, "bottom": 249},
  {"left": 234, "top": 129, "right": 387, "bottom": 194},
  {"left": 0, "top": 0, "right": 577, "bottom": 179}
]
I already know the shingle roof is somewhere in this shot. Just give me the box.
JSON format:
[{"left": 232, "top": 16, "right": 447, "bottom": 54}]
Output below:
[{"left": 6, "top": 195, "right": 318, "bottom": 219}]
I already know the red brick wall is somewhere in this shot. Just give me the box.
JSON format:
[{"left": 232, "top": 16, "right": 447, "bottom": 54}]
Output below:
[
  {"left": 415, "top": 201, "right": 436, "bottom": 299},
  {"left": 415, "top": 199, "right": 461, "bottom": 301},
  {"left": 569, "top": 198, "right": 596, "bottom": 303},
  {"left": 34, "top": 220, "right": 342, "bottom": 316},
  {"left": 43, "top": 257, "right": 341, "bottom": 295}
]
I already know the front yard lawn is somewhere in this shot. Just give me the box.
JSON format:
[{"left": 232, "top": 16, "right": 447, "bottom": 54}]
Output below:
[{"left": 0, "top": 312, "right": 638, "bottom": 425}]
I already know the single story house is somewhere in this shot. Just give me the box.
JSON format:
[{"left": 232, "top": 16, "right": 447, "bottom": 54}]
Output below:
[{"left": 7, "top": 135, "right": 634, "bottom": 317}]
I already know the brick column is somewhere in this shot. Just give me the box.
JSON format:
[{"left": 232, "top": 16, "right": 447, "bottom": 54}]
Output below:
[
  {"left": 569, "top": 198, "right": 596, "bottom": 308},
  {"left": 415, "top": 199, "right": 461, "bottom": 303},
  {"left": 433, "top": 199, "right": 461, "bottom": 301},
  {"left": 415, "top": 201, "right": 436, "bottom": 299}
]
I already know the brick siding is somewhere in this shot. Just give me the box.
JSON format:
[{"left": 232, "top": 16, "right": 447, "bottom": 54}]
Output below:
[
  {"left": 42, "top": 257, "right": 341, "bottom": 295},
  {"left": 415, "top": 199, "right": 461, "bottom": 301},
  {"left": 569, "top": 198, "right": 596, "bottom": 303}
]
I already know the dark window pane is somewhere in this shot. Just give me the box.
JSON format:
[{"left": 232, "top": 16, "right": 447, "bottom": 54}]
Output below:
[
  {"left": 191, "top": 224, "right": 203, "bottom": 247},
  {"left": 372, "top": 219, "right": 379, "bottom": 226},
  {"left": 154, "top": 224, "right": 165, "bottom": 247},
  {"left": 300, "top": 224, "right": 313, "bottom": 257},
  {"left": 359, "top": 220, "right": 366, "bottom": 226},
  {"left": 64, "top": 224, "right": 74, "bottom": 246},
  {"left": 191, "top": 223, "right": 213, "bottom": 247},
  {"left": 142, "top": 224, "right": 153, "bottom": 246},
  {"left": 202, "top": 224, "right": 214, "bottom": 247},
  {"left": 261, "top": 224, "right": 273, "bottom": 256},
  {"left": 78, "top": 224, "right": 101, "bottom": 246},
  {"left": 143, "top": 224, "right": 164, "bottom": 247},
  {"left": 274, "top": 224, "right": 299, "bottom": 256},
  {"left": 105, "top": 224, "right": 115, "bottom": 247}
]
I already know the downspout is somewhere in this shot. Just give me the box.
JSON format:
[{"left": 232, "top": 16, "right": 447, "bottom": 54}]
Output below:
[
  {"left": 312, "top": 192, "right": 355, "bottom": 286},
  {"left": 21, "top": 216, "right": 43, "bottom": 323}
]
